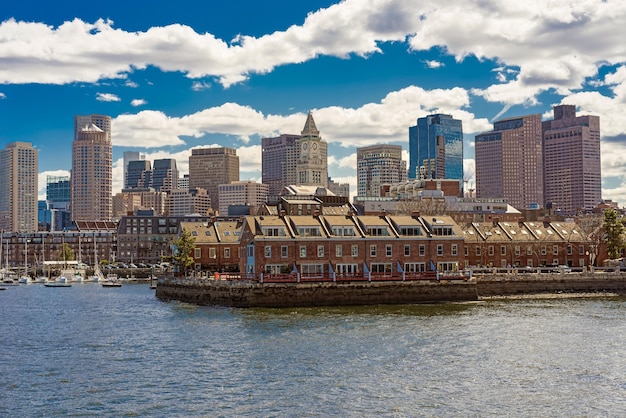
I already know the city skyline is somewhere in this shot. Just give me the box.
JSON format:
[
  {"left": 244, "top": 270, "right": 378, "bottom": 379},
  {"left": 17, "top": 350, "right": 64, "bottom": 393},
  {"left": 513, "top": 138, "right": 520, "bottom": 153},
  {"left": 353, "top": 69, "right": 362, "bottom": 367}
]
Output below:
[{"left": 1, "top": 1, "right": 626, "bottom": 205}]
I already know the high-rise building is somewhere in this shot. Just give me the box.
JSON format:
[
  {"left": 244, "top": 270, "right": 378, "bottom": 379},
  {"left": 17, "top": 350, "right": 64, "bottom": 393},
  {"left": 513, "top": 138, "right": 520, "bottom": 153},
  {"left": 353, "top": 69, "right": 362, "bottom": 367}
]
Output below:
[
  {"left": 542, "top": 105, "right": 601, "bottom": 214},
  {"left": 126, "top": 160, "right": 152, "bottom": 189},
  {"left": 475, "top": 114, "right": 543, "bottom": 210},
  {"left": 357, "top": 144, "right": 406, "bottom": 197},
  {"left": 74, "top": 114, "right": 111, "bottom": 141},
  {"left": 151, "top": 159, "right": 178, "bottom": 193},
  {"left": 188, "top": 147, "right": 239, "bottom": 214},
  {"left": 46, "top": 175, "right": 71, "bottom": 231},
  {"left": 297, "top": 112, "right": 328, "bottom": 188},
  {"left": 218, "top": 180, "right": 269, "bottom": 215},
  {"left": 71, "top": 118, "right": 113, "bottom": 221},
  {"left": 0, "top": 142, "right": 38, "bottom": 232},
  {"left": 262, "top": 134, "right": 300, "bottom": 196},
  {"left": 123, "top": 151, "right": 146, "bottom": 188},
  {"left": 408, "top": 114, "right": 463, "bottom": 183}
]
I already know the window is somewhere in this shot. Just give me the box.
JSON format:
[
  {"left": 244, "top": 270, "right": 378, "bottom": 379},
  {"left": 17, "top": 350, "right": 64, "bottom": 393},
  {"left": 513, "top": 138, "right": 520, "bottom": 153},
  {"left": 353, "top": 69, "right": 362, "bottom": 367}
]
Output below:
[
  {"left": 194, "top": 248, "right": 200, "bottom": 258},
  {"left": 579, "top": 245, "right": 585, "bottom": 255},
  {"left": 209, "top": 248, "right": 216, "bottom": 259},
  {"left": 515, "top": 246, "right": 520, "bottom": 256},
  {"left": 370, "top": 245, "right": 377, "bottom": 257},
  {"left": 265, "top": 246, "right": 272, "bottom": 258},
  {"left": 247, "top": 246, "right": 254, "bottom": 257},
  {"left": 404, "top": 262, "right": 426, "bottom": 272},
  {"left": 335, "top": 245, "right": 342, "bottom": 257},
  {"left": 527, "top": 246, "right": 532, "bottom": 255},
  {"left": 419, "top": 244, "right": 426, "bottom": 256},
  {"left": 500, "top": 246, "right": 506, "bottom": 256},
  {"left": 451, "top": 244, "right": 458, "bottom": 256},
  {"left": 567, "top": 245, "right": 572, "bottom": 255},
  {"left": 404, "top": 245, "right": 410, "bottom": 257},
  {"left": 489, "top": 245, "right": 494, "bottom": 256},
  {"left": 281, "top": 246, "right": 288, "bottom": 258},
  {"left": 298, "top": 227, "right": 322, "bottom": 237},
  {"left": 476, "top": 247, "right": 481, "bottom": 256},
  {"left": 553, "top": 245, "right": 558, "bottom": 255},
  {"left": 370, "top": 263, "right": 392, "bottom": 273},
  {"left": 541, "top": 246, "right": 547, "bottom": 255},
  {"left": 437, "top": 245, "right": 443, "bottom": 256},
  {"left": 351, "top": 245, "right": 358, "bottom": 257},
  {"left": 301, "top": 264, "right": 323, "bottom": 276},
  {"left": 224, "top": 248, "right": 230, "bottom": 258},
  {"left": 386, "top": 245, "right": 392, "bottom": 257},
  {"left": 317, "top": 245, "right": 324, "bottom": 257},
  {"left": 300, "top": 246, "right": 306, "bottom": 258}
]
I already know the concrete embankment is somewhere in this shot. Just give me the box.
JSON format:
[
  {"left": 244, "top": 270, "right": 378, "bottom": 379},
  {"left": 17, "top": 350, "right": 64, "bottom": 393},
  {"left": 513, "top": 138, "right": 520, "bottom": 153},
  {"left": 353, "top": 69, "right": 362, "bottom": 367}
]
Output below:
[
  {"left": 155, "top": 273, "right": 626, "bottom": 308},
  {"left": 155, "top": 279, "right": 478, "bottom": 308},
  {"left": 476, "top": 273, "right": 626, "bottom": 297}
]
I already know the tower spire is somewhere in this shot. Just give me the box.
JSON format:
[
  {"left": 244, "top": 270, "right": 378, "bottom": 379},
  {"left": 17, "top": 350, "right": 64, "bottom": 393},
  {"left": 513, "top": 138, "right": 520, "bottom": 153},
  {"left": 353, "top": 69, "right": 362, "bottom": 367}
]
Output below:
[{"left": 301, "top": 111, "right": 320, "bottom": 139}]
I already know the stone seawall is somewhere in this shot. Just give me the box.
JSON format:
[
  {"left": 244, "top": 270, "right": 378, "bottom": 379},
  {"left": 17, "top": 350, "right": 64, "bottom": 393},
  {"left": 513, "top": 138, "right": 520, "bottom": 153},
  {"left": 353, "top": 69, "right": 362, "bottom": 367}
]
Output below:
[
  {"left": 156, "top": 279, "right": 479, "bottom": 308},
  {"left": 476, "top": 273, "right": 626, "bottom": 297}
]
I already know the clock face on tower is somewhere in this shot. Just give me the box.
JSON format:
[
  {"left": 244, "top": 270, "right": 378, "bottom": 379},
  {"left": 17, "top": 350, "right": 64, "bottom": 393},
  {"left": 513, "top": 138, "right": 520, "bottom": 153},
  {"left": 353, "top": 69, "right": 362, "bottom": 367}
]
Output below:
[
  {"left": 312, "top": 142, "right": 318, "bottom": 150},
  {"left": 302, "top": 142, "right": 308, "bottom": 151}
]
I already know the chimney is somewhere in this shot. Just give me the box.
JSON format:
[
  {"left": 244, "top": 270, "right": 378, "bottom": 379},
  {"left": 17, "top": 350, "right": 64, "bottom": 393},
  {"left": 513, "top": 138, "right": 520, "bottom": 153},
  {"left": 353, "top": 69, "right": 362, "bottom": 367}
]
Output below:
[{"left": 412, "top": 211, "right": 420, "bottom": 220}]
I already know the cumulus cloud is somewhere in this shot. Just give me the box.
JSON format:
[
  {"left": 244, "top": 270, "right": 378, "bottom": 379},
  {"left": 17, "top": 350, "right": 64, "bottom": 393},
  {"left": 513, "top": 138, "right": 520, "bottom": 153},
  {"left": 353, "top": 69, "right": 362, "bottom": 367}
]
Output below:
[
  {"left": 96, "top": 92, "right": 121, "bottom": 102},
  {"left": 111, "top": 85, "right": 491, "bottom": 149},
  {"left": 130, "top": 98, "right": 147, "bottom": 107},
  {"left": 191, "top": 81, "right": 211, "bottom": 91},
  {"left": 424, "top": 59, "right": 443, "bottom": 69}
]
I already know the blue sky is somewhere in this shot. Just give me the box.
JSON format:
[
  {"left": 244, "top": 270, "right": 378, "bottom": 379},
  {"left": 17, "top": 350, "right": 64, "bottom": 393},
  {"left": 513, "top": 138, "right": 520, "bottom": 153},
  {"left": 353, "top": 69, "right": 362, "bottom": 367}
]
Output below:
[{"left": 1, "top": 0, "right": 626, "bottom": 205}]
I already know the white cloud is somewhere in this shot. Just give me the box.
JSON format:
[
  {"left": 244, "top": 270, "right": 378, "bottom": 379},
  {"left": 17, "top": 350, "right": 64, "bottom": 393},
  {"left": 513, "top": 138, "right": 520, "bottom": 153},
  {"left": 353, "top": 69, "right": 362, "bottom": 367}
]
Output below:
[
  {"left": 112, "top": 85, "right": 491, "bottom": 149},
  {"left": 191, "top": 81, "right": 211, "bottom": 91},
  {"left": 130, "top": 98, "right": 147, "bottom": 107},
  {"left": 424, "top": 60, "right": 443, "bottom": 69},
  {"left": 96, "top": 92, "right": 121, "bottom": 102},
  {"left": 0, "top": 92, "right": 5, "bottom": 99}
]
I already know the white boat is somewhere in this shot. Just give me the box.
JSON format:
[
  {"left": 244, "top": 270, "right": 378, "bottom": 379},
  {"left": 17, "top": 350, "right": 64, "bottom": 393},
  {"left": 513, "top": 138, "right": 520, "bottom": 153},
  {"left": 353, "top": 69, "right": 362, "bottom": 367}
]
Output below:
[
  {"left": 45, "top": 282, "right": 71, "bottom": 288},
  {"left": 56, "top": 276, "right": 69, "bottom": 284},
  {"left": 35, "top": 276, "right": 48, "bottom": 284},
  {"left": 19, "top": 276, "right": 32, "bottom": 284},
  {"left": 71, "top": 273, "right": 84, "bottom": 283}
]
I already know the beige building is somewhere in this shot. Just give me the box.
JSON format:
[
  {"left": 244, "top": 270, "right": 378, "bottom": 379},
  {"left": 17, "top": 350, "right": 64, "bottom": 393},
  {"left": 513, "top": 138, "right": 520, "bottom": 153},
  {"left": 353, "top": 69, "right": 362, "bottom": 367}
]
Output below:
[
  {"left": 542, "top": 105, "right": 601, "bottom": 215},
  {"left": 218, "top": 180, "right": 269, "bottom": 215},
  {"left": 113, "top": 190, "right": 168, "bottom": 218},
  {"left": 166, "top": 188, "right": 212, "bottom": 216},
  {"left": 357, "top": 144, "right": 406, "bottom": 197},
  {"left": 297, "top": 112, "right": 328, "bottom": 188},
  {"left": 71, "top": 116, "right": 113, "bottom": 221},
  {"left": 475, "top": 114, "right": 543, "bottom": 210},
  {"left": 188, "top": 147, "right": 239, "bottom": 213},
  {"left": 0, "top": 142, "right": 38, "bottom": 232}
]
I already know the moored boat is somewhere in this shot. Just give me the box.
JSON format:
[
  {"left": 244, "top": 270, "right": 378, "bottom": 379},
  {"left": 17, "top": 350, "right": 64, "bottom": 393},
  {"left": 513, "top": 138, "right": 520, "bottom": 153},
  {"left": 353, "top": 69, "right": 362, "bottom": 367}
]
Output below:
[{"left": 44, "top": 282, "right": 72, "bottom": 288}]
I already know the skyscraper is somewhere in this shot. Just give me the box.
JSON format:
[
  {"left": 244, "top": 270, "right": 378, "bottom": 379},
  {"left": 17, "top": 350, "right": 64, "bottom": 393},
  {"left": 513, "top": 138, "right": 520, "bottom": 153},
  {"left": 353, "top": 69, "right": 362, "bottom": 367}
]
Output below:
[
  {"left": 151, "top": 159, "right": 178, "bottom": 193},
  {"left": 125, "top": 160, "right": 152, "bottom": 189},
  {"left": 46, "top": 175, "right": 71, "bottom": 231},
  {"left": 188, "top": 147, "right": 239, "bottom": 214},
  {"left": 475, "top": 114, "right": 543, "bottom": 210},
  {"left": 71, "top": 117, "right": 112, "bottom": 221},
  {"left": 0, "top": 142, "right": 38, "bottom": 232},
  {"left": 357, "top": 144, "right": 406, "bottom": 197},
  {"left": 542, "top": 105, "right": 601, "bottom": 214},
  {"left": 123, "top": 151, "right": 145, "bottom": 188},
  {"left": 408, "top": 114, "right": 463, "bottom": 183},
  {"left": 262, "top": 134, "right": 299, "bottom": 196},
  {"left": 297, "top": 112, "right": 328, "bottom": 187}
]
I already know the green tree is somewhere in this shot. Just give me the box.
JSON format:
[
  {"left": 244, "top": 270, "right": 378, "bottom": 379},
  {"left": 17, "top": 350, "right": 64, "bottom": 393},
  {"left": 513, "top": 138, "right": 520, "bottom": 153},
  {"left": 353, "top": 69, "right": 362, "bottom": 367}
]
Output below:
[
  {"left": 58, "top": 243, "right": 75, "bottom": 264},
  {"left": 602, "top": 208, "right": 625, "bottom": 260},
  {"left": 168, "top": 228, "right": 196, "bottom": 277}
]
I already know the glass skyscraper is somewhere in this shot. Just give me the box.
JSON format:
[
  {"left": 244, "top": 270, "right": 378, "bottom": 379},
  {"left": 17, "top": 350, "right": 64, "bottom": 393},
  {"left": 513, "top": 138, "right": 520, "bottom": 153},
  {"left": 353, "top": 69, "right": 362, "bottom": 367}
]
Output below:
[{"left": 408, "top": 114, "right": 463, "bottom": 184}]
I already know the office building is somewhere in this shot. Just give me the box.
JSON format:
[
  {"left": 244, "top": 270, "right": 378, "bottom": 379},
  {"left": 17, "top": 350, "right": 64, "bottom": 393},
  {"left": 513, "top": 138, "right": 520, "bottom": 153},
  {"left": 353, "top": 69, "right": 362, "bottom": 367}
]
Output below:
[
  {"left": 71, "top": 118, "right": 112, "bottom": 221},
  {"left": 123, "top": 151, "right": 145, "bottom": 188},
  {"left": 126, "top": 159, "right": 152, "bottom": 189},
  {"left": 218, "top": 181, "right": 269, "bottom": 215},
  {"left": 188, "top": 147, "right": 239, "bottom": 214},
  {"left": 151, "top": 159, "right": 178, "bottom": 193},
  {"left": 542, "top": 105, "right": 601, "bottom": 214},
  {"left": 0, "top": 142, "right": 38, "bottom": 232},
  {"left": 357, "top": 144, "right": 406, "bottom": 197},
  {"left": 166, "top": 188, "right": 212, "bottom": 217},
  {"left": 475, "top": 114, "right": 543, "bottom": 210},
  {"left": 46, "top": 175, "right": 71, "bottom": 231},
  {"left": 408, "top": 114, "right": 463, "bottom": 183},
  {"left": 262, "top": 134, "right": 300, "bottom": 196}
]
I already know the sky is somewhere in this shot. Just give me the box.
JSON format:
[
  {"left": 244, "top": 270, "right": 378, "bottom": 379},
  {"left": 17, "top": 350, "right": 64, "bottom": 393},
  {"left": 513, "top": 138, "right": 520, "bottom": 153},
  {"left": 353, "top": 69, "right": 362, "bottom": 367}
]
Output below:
[{"left": 1, "top": 0, "right": 626, "bottom": 205}]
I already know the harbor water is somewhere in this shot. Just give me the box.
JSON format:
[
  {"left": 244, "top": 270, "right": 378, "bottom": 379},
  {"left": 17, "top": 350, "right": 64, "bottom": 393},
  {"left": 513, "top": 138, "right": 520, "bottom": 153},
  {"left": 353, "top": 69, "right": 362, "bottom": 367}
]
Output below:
[{"left": 1, "top": 283, "right": 625, "bottom": 417}]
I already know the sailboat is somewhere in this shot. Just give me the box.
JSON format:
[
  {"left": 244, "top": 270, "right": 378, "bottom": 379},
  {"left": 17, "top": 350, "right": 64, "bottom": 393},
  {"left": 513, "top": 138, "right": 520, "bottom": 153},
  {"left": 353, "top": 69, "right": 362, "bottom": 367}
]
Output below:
[{"left": 19, "top": 239, "right": 32, "bottom": 284}]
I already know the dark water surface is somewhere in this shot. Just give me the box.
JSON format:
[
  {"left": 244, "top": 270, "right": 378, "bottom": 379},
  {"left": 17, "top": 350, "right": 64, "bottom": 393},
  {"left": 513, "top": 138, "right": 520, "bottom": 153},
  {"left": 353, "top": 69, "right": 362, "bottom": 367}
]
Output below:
[{"left": 1, "top": 283, "right": 624, "bottom": 417}]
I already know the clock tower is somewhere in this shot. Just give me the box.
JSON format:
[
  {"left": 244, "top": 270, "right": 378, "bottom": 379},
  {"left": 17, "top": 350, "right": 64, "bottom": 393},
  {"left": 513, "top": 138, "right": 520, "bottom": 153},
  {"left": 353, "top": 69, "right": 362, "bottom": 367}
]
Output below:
[{"left": 297, "top": 111, "right": 328, "bottom": 187}]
